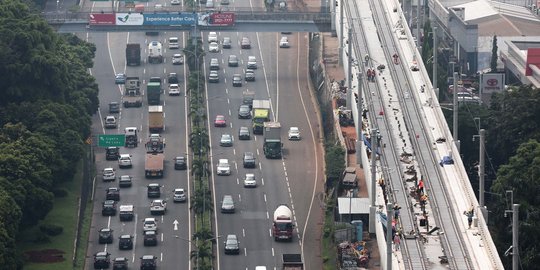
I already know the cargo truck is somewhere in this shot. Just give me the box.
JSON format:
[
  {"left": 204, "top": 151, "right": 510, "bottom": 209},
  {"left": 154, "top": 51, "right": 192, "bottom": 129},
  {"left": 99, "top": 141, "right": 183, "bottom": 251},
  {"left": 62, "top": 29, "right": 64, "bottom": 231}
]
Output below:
[
  {"left": 145, "top": 134, "right": 165, "bottom": 153},
  {"left": 145, "top": 153, "right": 164, "bottom": 178},
  {"left": 125, "top": 127, "right": 138, "bottom": 148},
  {"left": 126, "top": 43, "right": 141, "bottom": 66},
  {"left": 282, "top": 254, "right": 303, "bottom": 269},
  {"left": 252, "top": 100, "right": 271, "bottom": 134},
  {"left": 147, "top": 81, "right": 161, "bottom": 105},
  {"left": 148, "top": 41, "right": 163, "bottom": 64},
  {"left": 148, "top": 106, "right": 164, "bottom": 133},
  {"left": 264, "top": 122, "right": 282, "bottom": 158},
  {"left": 123, "top": 77, "right": 143, "bottom": 107},
  {"left": 272, "top": 204, "right": 294, "bottom": 241}
]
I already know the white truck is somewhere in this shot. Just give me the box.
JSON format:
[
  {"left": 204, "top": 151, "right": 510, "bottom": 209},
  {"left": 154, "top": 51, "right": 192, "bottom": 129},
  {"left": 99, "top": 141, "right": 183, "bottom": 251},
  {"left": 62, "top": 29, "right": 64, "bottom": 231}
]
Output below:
[{"left": 148, "top": 41, "right": 163, "bottom": 64}]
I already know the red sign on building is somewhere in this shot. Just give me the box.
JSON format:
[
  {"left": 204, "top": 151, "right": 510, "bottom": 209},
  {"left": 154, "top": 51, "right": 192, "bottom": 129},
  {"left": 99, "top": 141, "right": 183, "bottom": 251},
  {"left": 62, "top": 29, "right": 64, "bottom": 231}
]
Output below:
[
  {"left": 209, "top": 12, "right": 235, "bottom": 26},
  {"left": 89, "top": 13, "right": 116, "bottom": 25}
]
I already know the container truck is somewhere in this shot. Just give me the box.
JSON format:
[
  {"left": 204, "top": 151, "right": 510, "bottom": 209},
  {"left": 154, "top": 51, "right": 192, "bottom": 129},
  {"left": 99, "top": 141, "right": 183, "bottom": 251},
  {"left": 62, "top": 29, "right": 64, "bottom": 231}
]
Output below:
[
  {"left": 148, "top": 106, "right": 164, "bottom": 133},
  {"left": 282, "top": 254, "right": 303, "bottom": 269},
  {"left": 252, "top": 100, "right": 271, "bottom": 134},
  {"left": 126, "top": 43, "right": 141, "bottom": 66},
  {"left": 123, "top": 77, "right": 143, "bottom": 107},
  {"left": 264, "top": 122, "right": 282, "bottom": 158},
  {"left": 145, "top": 153, "right": 164, "bottom": 178},
  {"left": 147, "top": 81, "right": 161, "bottom": 105},
  {"left": 273, "top": 204, "right": 294, "bottom": 241}
]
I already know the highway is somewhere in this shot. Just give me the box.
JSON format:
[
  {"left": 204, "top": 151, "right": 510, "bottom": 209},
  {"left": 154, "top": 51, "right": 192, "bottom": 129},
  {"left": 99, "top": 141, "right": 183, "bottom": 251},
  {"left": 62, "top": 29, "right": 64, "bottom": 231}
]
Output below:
[{"left": 83, "top": 0, "right": 324, "bottom": 269}]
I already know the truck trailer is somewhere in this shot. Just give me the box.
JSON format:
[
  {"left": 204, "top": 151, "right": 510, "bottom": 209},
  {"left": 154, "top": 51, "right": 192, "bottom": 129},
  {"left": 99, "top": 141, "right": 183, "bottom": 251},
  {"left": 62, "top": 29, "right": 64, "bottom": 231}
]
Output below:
[
  {"left": 123, "top": 77, "right": 143, "bottom": 107},
  {"left": 145, "top": 153, "right": 164, "bottom": 178},
  {"left": 126, "top": 43, "right": 141, "bottom": 66},
  {"left": 264, "top": 122, "right": 282, "bottom": 158},
  {"left": 252, "top": 99, "right": 271, "bottom": 134},
  {"left": 273, "top": 204, "right": 294, "bottom": 241},
  {"left": 147, "top": 81, "right": 161, "bottom": 105},
  {"left": 148, "top": 106, "right": 164, "bottom": 133}
]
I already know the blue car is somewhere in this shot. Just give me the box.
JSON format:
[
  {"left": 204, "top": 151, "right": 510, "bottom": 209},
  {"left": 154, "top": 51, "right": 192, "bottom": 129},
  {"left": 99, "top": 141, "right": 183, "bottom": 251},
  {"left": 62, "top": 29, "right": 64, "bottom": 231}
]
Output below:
[{"left": 115, "top": 73, "right": 126, "bottom": 84}]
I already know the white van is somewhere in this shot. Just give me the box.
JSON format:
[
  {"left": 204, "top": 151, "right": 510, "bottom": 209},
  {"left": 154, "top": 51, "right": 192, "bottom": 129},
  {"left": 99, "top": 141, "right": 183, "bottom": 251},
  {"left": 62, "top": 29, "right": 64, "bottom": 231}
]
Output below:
[
  {"left": 279, "top": 36, "right": 290, "bottom": 48},
  {"left": 169, "top": 37, "right": 179, "bottom": 49},
  {"left": 255, "top": 267, "right": 267, "bottom": 270}
]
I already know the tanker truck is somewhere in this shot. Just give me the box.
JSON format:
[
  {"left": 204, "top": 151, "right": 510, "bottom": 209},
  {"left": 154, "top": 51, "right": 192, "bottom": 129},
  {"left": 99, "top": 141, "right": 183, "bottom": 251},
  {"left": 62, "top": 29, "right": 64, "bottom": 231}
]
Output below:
[{"left": 272, "top": 204, "right": 294, "bottom": 241}]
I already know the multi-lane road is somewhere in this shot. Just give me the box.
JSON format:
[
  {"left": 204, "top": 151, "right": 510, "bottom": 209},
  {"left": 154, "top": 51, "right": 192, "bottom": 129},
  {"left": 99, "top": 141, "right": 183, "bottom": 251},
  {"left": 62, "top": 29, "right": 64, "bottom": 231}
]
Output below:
[{"left": 84, "top": 1, "right": 325, "bottom": 270}]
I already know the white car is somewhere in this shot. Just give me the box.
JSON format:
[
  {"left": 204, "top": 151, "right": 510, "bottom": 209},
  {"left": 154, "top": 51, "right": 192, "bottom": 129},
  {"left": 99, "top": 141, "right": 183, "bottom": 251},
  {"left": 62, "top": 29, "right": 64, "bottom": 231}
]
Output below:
[
  {"left": 102, "top": 168, "right": 116, "bottom": 182},
  {"left": 173, "top": 188, "right": 186, "bottom": 202},
  {"left": 172, "top": 54, "right": 184, "bottom": 65},
  {"left": 170, "top": 0, "right": 180, "bottom": 5},
  {"left": 143, "top": 217, "right": 158, "bottom": 232},
  {"left": 104, "top": 115, "right": 117, "bottom": 129},
  {"left": 288, "top": 127, "right": 301, "bottom": 140},
  {"left": 243, "top": 173, "right": 257, "bottom": 187},
  {"left": 150, "top": 199, "right": 167, "bottom": 215},
  {"left": 208, "top": 32, "right": 218, "bottom": 43},
  {"left": 118, "top": 154, "right": 133, "bottom": 168},
  {"left": 208, "top": 42, "right": 219, "bottom": 52},
  {"left": 279, "top": 36, "right": 290, "bottom": 48},
  {"left": 217, "top": 159, "right": 231, "bottom": 175},
  {"left": 169, "top": 84, "right": 181, "bottom": 96}
]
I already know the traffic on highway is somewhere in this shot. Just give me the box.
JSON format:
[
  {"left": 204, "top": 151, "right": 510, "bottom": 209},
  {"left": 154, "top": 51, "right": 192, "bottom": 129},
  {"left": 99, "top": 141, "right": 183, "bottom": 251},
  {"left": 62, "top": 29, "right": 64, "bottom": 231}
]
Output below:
[{"left": 85, "top": 1, "right": 323, "bottom": 269}]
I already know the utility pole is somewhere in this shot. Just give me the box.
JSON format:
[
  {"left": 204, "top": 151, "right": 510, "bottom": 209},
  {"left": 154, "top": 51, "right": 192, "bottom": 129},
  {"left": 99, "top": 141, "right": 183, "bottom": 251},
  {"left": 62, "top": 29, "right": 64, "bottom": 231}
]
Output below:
[
  {"left": 479, "top": 129, "right": 485, "bottom": 208},
  {"left": 452, "top": 72, "right": 460, "bottom": 151},
  {"left": 356, "top": 73, "right": 363, "bottom": 166},
  {"left": 386, "top": 203, "right": 394, "bottom": 270},
  {"left": 512, "top": 204, "right": 519, "bottom": 270},
  {"left": 347, "top": 28, "right": 353, "bottom": 110},
  {"left": 369, "top": 129, "right": 378, "bottom": 234},
  {"left": 432, "top": 26, "right": 438, "bottom": 98}
]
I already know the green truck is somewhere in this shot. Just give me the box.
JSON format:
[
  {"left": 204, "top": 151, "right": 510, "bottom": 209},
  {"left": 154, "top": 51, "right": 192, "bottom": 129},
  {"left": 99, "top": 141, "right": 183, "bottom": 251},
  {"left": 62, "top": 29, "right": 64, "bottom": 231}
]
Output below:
[
  {"left": 252, "top": 100, "right": 271, "bottom": 135},
  {"left": 263, "top": 122, "right": 282, "bottom": 158},
  {"left": 147, "top": 80, "right": 161, "bottom": 105}
]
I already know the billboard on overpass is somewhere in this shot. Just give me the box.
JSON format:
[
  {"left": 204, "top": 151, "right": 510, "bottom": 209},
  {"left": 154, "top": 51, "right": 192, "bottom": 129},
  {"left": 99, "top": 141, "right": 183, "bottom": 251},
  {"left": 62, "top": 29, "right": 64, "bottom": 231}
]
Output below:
[
  {"left": 198, "top": 12, "right": 235, "bottom": 26},
  {"left": 116, "top": 13, "right": 145, "bottom": 25},
  {"left": 89, "top": 13, "right": 116, "bottom": 25},
  {"left": 143, "top": 13, "right": 196, "bottom": 25}
]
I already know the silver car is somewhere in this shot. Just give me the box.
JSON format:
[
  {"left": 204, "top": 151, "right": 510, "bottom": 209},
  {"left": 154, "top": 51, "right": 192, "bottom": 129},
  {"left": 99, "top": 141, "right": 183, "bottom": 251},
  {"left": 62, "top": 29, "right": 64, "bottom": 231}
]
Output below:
[
  {"left": 243, "top": 173, "right": 257, "bottom": 187},
  {"left": 220, "top": 134, "right": 233, "bottom": 147},
  {"left": 173, "top": 188, "right": 187, "bottom": 202},
  {"left": 221, "top": 195, "right": 235, "bottom": 213}
]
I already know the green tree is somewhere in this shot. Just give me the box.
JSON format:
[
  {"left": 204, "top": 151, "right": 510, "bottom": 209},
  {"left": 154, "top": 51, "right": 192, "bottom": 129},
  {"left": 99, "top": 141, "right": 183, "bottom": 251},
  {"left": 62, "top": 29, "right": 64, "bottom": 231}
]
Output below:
[
  {"left": 489, "top": 140, "right": 540, "bottom": 269},
  {"left": 325, "top": 144, "right": 345, "bottom": 185},
  {"left": 490, "top": 35, "right": 498, "bottom": 72}
]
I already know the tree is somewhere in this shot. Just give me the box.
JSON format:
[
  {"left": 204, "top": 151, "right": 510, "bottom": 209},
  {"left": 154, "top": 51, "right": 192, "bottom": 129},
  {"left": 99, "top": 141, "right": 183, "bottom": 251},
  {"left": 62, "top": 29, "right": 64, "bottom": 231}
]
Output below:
[
  {"left": 489, "top": 140, "right": 540, "bottom": 269},
  {"left": 325, "top": 144, "right": 345, "bottom": 186},
  {"left": 490, "top": 35, "right": 498, "bottom": 72}
]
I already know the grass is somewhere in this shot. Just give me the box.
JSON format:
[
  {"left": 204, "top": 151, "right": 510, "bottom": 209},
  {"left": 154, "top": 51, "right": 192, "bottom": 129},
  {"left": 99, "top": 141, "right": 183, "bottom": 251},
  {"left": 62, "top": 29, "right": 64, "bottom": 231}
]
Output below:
[
  {"left": 20, "top": 160, "right": 85, "bottom": 270},
  {"left": 321, "top": 203, "right": 337, "bottom": 270},
  {"left": 73, "top": 196, "right": 92, "bottom": 270}
]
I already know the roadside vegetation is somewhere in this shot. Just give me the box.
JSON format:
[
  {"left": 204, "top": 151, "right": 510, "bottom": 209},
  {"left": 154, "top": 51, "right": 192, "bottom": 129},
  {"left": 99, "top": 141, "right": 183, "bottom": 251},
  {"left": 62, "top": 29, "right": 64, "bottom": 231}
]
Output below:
[
  {"left": 184, "top": 38, "right": 216, "bottom": 270},
  {"left": 0, "top": 0, "right": 98, "bottom": 268}
]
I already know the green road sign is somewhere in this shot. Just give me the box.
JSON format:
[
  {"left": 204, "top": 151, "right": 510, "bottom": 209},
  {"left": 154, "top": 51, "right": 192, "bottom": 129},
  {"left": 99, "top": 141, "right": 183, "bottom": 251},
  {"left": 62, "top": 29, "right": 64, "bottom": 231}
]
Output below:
[{"left": 98, "top": 134, "right": 126, "bottom": 147}]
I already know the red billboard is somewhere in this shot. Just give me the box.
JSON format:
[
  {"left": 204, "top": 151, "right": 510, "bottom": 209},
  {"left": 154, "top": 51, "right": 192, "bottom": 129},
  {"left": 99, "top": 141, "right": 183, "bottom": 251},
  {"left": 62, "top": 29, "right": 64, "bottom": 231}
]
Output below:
[
  {"left": 89, "top": 13, "right": 116, "bottom": 25},
  {"left": 198, "top": 12, "right": 235, "bottom": 26}
]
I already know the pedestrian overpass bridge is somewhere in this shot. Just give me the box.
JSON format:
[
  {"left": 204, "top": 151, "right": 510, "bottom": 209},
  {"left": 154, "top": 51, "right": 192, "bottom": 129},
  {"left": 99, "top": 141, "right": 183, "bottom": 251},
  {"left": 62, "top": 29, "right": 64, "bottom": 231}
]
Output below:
[{"left": 41, "top": 10, "right": 332, "bottom": 33}]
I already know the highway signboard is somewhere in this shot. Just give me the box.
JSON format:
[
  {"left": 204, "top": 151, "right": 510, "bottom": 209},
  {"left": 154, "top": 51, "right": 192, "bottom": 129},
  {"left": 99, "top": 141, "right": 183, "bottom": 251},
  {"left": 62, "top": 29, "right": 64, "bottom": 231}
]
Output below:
[
  {"left": 198, "top": 12, "right": 235, "bottom": 26},
  {"left": 98, "top": 134, "right": 126, "bottom": 147},
  {"left": 89, "top": 13, "right": 116, "bottom": 25},
  {"left": 144, "top": 13, "right": 196, "bottom": 25}
]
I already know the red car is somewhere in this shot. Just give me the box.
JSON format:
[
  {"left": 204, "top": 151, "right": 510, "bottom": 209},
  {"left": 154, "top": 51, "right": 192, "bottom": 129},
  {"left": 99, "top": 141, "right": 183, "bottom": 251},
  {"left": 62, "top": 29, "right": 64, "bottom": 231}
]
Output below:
[{"left": 214, "top": 115, "right": 227, "bottom": 127}]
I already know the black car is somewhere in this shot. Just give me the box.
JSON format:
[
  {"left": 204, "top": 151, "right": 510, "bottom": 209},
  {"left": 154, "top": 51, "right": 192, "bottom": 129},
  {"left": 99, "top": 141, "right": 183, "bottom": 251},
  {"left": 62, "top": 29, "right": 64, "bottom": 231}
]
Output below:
[
  {"left": 243, "top": 152, "right": 256, "bottom": 168},
  {"left": 238, "top": 127, "right": 251, "bottom": 140},
  {"left": 99, "top": 228, "right": 113, "bottom": 244},
  {"left": 106, "top": 147, "right": 120, "bottom": 161},
  {"left": 109, "top": 102, "right": 120, "bottom": 114},
  {"left": 228, "top": 55, "right": 239, "bottom": 67},
  {"left": 119, "top": 234, "right": 134, "bottom": 250},
  {"left": 106, "top": 187, "right": 120, "bottom": 201},
  {"left": 94, "top": 251, "right": 111, "bottom": 269},
  {"left": 112, "top": 257, "right": 128, "bottom": 270},
  {"left": 143, "top": 230, "right": 158, "bottom": 246},
  {"left": 174, "top": 156, "right": 187, "bottom": 170},
  {"left": 140, "top": 255, "right": 157, "bottom": 270},
  {"left": 222, "top": 37, "right": 232, "bottom": 48},
  {"left": 168, "top": 73, "right": 179, "bottom": 84},
  {"left": 147, "top": 184, "right": 161, "bottom": 198},
  {"left": 102, "top": 200, "right": 117, "bottom": 216},
  {"left": 245, "top": 69, "right": 255, "bottom": 81},
  {"left": 238, "top": 105, "right": 251, "bottom": 119}
]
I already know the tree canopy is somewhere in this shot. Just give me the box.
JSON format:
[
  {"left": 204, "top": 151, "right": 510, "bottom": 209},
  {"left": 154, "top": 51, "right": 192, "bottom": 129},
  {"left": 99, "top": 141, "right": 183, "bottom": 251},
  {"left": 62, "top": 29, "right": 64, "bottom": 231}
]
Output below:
[{"left": 0, "top": 0, "right": 98, "bottom": 268}]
